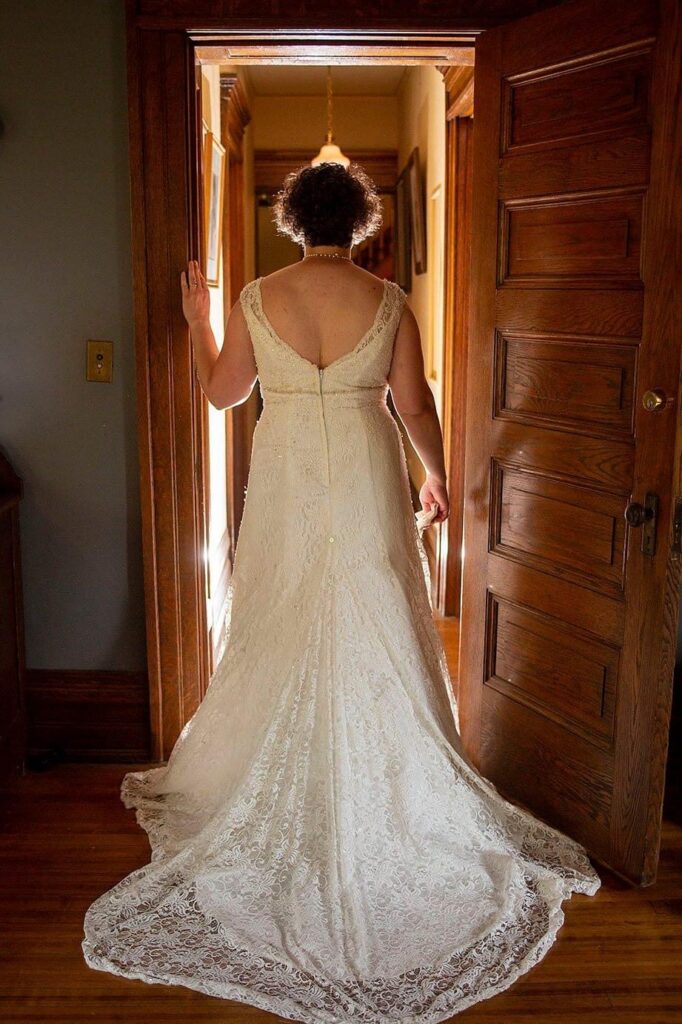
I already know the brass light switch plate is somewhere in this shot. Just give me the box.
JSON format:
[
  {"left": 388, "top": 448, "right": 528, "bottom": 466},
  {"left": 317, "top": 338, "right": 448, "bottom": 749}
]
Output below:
[{"left": 86, "top": 340, "right": 113, "bottom": 383}]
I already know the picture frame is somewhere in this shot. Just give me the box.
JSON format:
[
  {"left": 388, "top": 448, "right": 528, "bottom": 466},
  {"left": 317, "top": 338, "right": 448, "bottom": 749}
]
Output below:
[
  {"left": 202, "top": 129, "right": 226, "bottom": 286},
  {"left": 406, "top": 146, "right": 427, "bottom": 275},
  {"left": 395, "top": 164, "right": 412, "bottom": 293}
]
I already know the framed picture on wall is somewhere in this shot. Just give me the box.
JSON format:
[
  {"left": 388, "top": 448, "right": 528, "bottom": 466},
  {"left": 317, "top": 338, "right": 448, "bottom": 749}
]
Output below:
[
  {"left": 395, "top": 164, "right": 412, "bottom": 292},
  {"left": 203, "top": 130, "right": 226, "bottom": 286},
  {"left": 406, "top": 147, "right": 427, "bottom": 275},
  {"left": 426, "top": 182, "right": 444, "bottom": 382}
]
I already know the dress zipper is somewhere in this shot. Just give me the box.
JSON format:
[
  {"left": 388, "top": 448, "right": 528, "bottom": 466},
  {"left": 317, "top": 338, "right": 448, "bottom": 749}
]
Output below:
[{"left": 317, "top": 367, "right": 334, "bottom": 544}]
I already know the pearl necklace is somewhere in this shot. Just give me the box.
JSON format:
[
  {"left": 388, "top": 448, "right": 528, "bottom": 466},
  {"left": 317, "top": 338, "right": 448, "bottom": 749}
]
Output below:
[{"left": 302, "top": 252, "right": 352, "bottom": 261}]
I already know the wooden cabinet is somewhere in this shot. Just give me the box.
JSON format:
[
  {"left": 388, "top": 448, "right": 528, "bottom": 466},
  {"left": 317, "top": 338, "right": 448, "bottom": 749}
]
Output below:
[{"left": 0, "top": 451, "right": 26, "bottom": 783}]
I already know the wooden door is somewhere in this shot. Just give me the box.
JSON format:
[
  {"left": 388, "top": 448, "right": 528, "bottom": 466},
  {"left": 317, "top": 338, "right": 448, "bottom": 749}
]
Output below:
[{"left": 460, "top": 0, "right": 681, "bottom": 884}]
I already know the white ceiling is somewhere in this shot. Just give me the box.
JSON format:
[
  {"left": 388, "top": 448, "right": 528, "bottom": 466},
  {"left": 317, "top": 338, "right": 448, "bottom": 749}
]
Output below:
[{"left": 240, "top": 65, "right": 408, "bottom": 97}]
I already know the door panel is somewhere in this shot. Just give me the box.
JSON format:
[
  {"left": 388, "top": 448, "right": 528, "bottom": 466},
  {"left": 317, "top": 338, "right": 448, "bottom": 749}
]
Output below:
[
  {"left": 460, "top": 0, "right": 681, "bottom": 883},
  {"left": 503, "top": 51, "right": 651, "bottom": 149}
]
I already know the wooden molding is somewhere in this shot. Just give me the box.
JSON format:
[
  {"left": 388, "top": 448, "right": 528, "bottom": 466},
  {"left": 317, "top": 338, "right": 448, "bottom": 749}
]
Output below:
[
  {"left": 25, "top": 670, "right": 151, "bottom": 762},
  {"left": 220, "top": 68, "right": 252, "bottom": 658},
  {"left": 220, "top": 73, "right": 251, "bottom": 158},
  {"left": 439, "top": 64, "right": 474, "bottom": 117},
  {"left": 195, "top": 43, "right": 476, "bottom": 65},
  {"left": 436, "top": 116, "right": 473, "bottom": 617},
  {"left": 433, "top": 64, "right": 474, "bottom": 617},
  {"left": 126, "top": 24, "right": 209, "bottom": 760},
  {"left": 132, "top": 0, "right": 570, "bottom": 33}
]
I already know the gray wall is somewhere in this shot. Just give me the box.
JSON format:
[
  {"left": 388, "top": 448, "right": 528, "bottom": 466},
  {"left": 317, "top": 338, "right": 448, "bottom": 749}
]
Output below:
[{"left": 1, "top": 0, "right": 146, "bottom": 671}]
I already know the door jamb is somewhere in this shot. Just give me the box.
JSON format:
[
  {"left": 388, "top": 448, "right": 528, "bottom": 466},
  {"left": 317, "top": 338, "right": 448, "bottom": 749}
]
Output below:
[{"left": 435, "top": 66, "right": 474, "bottom": 617}]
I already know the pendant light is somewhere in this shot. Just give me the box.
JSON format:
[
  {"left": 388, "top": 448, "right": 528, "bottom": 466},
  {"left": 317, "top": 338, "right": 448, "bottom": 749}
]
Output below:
[{"left": 311, "top": 66, "right": 350, "bottom": 167}]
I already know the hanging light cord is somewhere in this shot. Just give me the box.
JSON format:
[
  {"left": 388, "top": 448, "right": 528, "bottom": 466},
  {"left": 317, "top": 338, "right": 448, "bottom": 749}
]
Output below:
[{"left": 326, "top": 66, "right": 333, "bottom": 144}]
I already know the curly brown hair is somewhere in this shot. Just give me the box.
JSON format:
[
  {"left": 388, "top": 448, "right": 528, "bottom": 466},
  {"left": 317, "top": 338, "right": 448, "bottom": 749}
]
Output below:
[{"left": 272, "top": 162, "right": 383, "bottom": 249}]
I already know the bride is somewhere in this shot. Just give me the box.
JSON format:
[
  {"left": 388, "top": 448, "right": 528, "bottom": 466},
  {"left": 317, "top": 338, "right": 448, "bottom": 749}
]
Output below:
[{"left": 82, "top": 161, "right": 601, "bottom": 1023}]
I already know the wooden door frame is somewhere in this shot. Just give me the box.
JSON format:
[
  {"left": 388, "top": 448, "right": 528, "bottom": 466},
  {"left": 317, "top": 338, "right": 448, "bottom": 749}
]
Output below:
[
  {"left": 126, "top": 0, "right": 488, "bottom": 759},
  {"left": 218, "top": 73, "right": 251, "bottom": 672},
  {"left": 435, "top": 67, "right": 474, "bottom": 617},
  {"left": 220, "top": 73, "right": 251, "bottom": 558},
  {"left": 197, "top": 72, "right": 251, "bottom": 679},
  {"left": 132, "top": 0, "right": 632, "bottom": 764}
]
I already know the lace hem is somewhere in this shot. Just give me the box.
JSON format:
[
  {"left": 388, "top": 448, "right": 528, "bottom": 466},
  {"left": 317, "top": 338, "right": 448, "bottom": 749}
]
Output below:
[
  {"left": 80, "top": 749, "right": 601, "bottom": 1024},
  {"left": 82, "top": 835, "right": 597, "bottom": 1024}
]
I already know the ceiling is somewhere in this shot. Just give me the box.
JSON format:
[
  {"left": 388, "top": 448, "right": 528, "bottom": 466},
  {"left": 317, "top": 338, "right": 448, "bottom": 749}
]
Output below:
[{"left": 240, "top": 65, "right": 408, "bottom": 97}]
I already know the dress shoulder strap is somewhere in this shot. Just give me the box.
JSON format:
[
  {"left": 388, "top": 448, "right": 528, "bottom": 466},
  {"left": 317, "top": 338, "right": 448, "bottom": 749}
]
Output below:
[
  {"left": 386, "top": 279, "right": 407, "bottom": 330},
  {"left": 239, "top": 279, "right": 273, "bottom": 355},
  {"left": 239, "top": 278, "right": 259, "bottom": 324},
  {"left": 389, "top": 278, "right": 407, "bottom": 307}
]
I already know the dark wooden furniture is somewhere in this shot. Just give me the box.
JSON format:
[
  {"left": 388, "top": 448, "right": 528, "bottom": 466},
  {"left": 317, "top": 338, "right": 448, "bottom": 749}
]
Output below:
[{"left": 0, "top": 450, "right": 26, "bottom": 785}]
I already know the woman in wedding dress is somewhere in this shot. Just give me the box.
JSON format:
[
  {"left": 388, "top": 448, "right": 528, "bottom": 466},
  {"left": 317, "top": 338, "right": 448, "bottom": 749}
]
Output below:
[{"left": 82, "top": 162, "right": 601, "bottom": 1023}]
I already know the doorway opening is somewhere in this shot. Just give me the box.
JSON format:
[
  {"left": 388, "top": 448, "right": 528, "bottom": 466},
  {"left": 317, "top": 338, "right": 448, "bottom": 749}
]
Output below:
[
  {"left": 196, "top": 55, "right": 474, "bottom": 703},
  {"left": 130, "top": 27, "right": 477, "bottom": 766}
]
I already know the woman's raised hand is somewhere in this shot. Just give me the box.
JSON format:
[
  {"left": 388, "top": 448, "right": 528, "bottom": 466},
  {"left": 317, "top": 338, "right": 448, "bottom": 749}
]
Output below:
[{"left": 181, "top": 259, "right": 210, "bottom": 327}]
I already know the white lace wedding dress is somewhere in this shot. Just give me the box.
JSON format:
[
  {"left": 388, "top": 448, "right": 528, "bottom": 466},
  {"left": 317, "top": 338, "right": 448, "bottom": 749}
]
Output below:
[{"left": 82, "top": 275, "right": 601, "bottom": 1023}]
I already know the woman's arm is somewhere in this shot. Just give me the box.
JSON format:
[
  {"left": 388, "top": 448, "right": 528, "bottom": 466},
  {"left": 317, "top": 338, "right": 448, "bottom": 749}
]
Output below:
[
  {"left": 387, "top": 303, "right": 449, "bottom": 524},
  {"left": 180, "top": 260, "right": 257, "bottom": 410}
]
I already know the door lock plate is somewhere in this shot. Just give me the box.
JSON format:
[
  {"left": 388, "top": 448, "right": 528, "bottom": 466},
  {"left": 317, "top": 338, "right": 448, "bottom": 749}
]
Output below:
[
  {"left": 672, "top": 498, "right": 682, "bottom": 560},
  {"left": 641, "top": 492, "right": 658, "bottom": 557}
]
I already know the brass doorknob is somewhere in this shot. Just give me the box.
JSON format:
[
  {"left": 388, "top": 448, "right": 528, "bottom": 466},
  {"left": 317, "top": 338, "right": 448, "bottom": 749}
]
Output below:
[{"left": 642, "top": 389, "right": 667, "bottom": 412}]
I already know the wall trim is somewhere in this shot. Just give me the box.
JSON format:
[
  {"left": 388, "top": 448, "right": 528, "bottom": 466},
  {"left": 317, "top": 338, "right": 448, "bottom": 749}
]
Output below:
[{"left": 26, "top": 669, "right": 151, "bottom": 763}]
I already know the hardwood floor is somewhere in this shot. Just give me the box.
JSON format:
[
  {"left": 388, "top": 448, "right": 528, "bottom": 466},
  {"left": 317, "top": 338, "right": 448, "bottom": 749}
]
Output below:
[{"left": 1, "top": 618, "right": 680, "bottom": 1023}]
